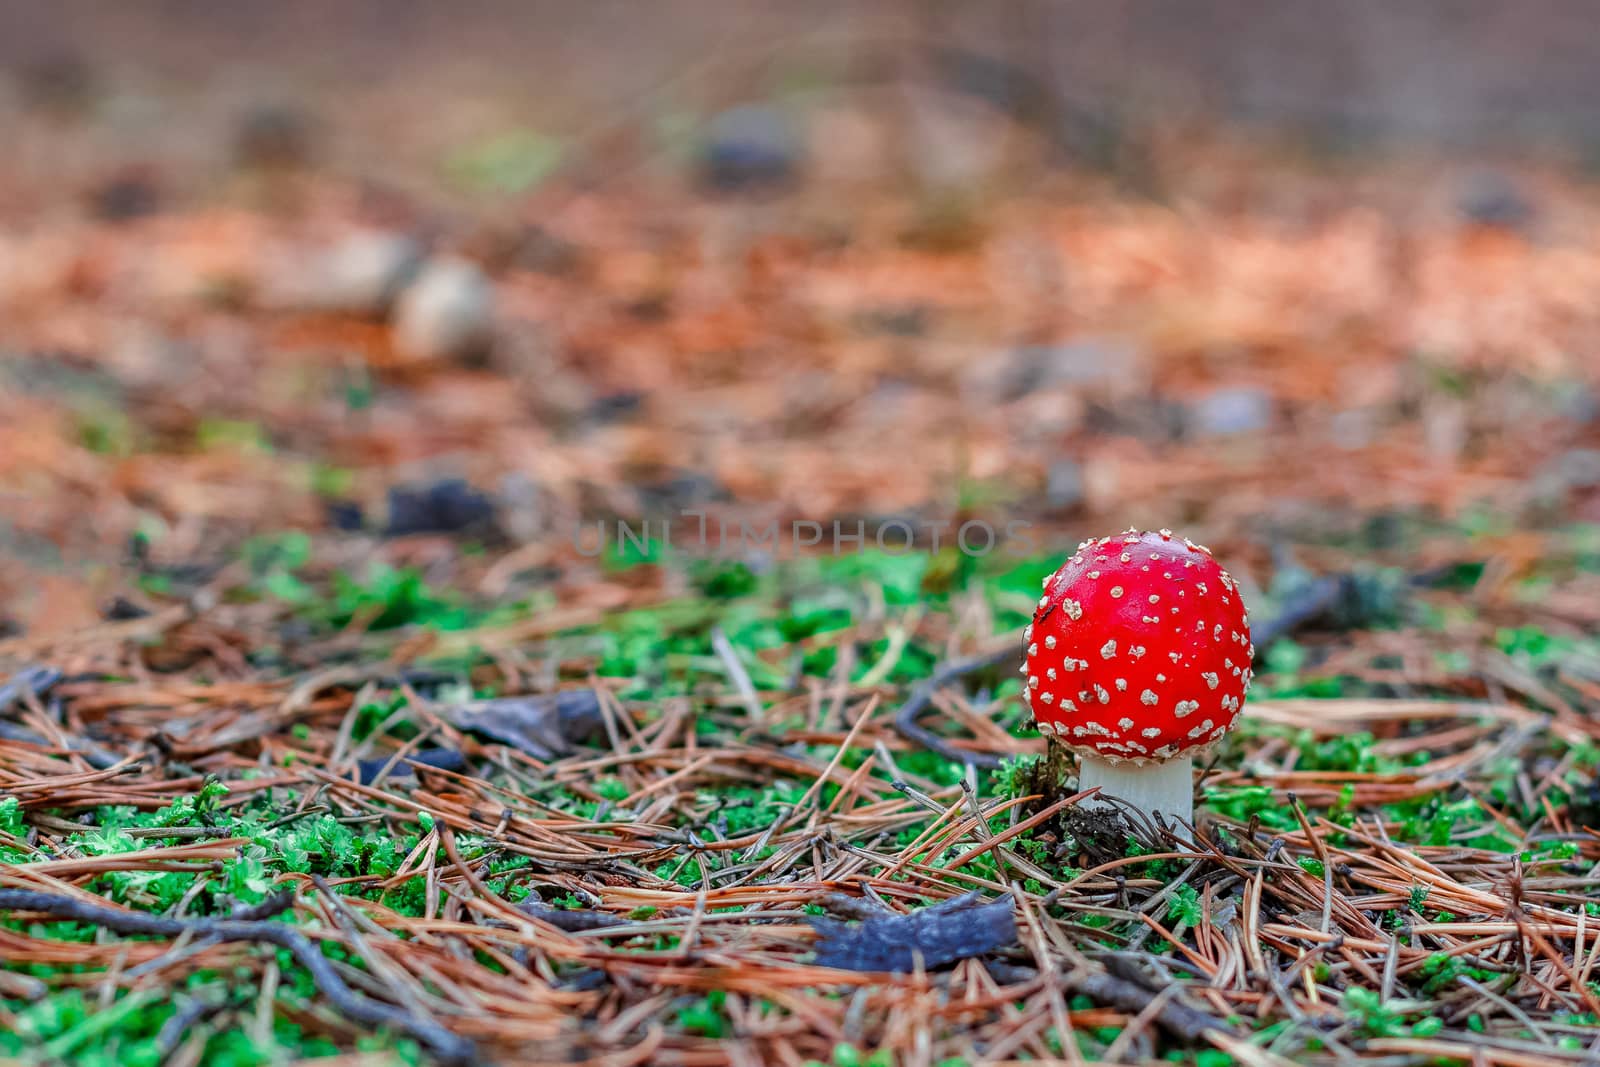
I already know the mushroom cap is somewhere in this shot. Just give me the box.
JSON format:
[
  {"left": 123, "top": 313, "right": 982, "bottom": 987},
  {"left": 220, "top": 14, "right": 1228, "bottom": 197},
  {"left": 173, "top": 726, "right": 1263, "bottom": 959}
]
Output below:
[{"left": 1022, "top": 529, "right": 1253, "bottom": 765}]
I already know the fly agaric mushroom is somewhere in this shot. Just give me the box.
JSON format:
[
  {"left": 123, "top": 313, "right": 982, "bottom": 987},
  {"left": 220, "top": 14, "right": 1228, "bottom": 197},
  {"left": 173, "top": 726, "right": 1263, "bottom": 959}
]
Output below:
[{"left": 1022, "top": 528, "right": 1253, "bottom": 832}]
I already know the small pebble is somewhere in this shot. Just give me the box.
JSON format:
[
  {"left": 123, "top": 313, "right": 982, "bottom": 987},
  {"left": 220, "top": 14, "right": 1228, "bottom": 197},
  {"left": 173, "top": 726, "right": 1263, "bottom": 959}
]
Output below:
[
  {"left": 700, "top": 104, "right": 800, "bottom": 190},
  {"left": 392, "top": 258, "right": 495, "bottom": 363},
  {"left": 1188, "top": 386, "right": 1273, "bottom": 437}
]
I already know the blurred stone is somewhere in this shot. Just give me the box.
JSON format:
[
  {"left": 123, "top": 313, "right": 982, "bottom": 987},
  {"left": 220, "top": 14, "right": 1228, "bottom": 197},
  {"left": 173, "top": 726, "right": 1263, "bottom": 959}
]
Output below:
[
  {"left": 508, "top": 223, "right": 582, "bottom": 276},
  {"left": 1554, "top": 380, "right": 1600, "bottom": 425},
  {"left": 102, "top": 596, "right": 151, "bottom": 621},
  {"left": 1085, "top": 396, "right": 1184, "bottom": 442},
  {"left": 585, "top": 391, "right": 646, "bottom": 424},
  {"left": 1535, "top": 449, "right": 1600, "bottom": 495},
  {"left": 325, "top": 500, "right": 365, "bottom": 532},
  {"left": 1045, "top": 459, "right": 1085, "bottom": 512},
  {"left": 855, "top": 305, "right": 930, "bottom": 337},
  {"left": 234, "top": 103, "right": 316, "bottom": 169},
  {"left": 392, "top": 258, "right": 495, "bottom": 363},
  {"left": 1455, "top": 169, "right": 1535, "bottom": 231},
  {"left": 89, "top": 168, "right": 161, "bottom": 222},
  {"left": 498, "top": 472, "right": 547, "bottom": 543},
  {"left": 312, "top": 231, "right": 423, "bottom": 317},
  {"left": 635, "top": 470, "right": 725, "bottom": 514},
  {"left": 968, "top": 337, "right": 1144, "bottom": 402},
  {"left": 19, "top": 54, "right": 97, "bottom": 118},
  {"left": 384, "top": 479, "right": 497, "bottom": 537},
  {"left": 1188, "top": 386, "right": 1273, "bottom": 437},
  {"left": 700, "top": 105, "right": 800, "bottom": 191},
  {"left": 1329, "top": 407, "right": 1377, "bottom": 450}
]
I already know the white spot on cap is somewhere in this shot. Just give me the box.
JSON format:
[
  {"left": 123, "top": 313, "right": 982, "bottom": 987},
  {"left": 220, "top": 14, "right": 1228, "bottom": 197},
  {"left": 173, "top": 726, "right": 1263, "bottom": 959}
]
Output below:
[
  {"left": 1040, "top": 692, "right": 1054, "bottom": 704},
  {"left": 1110, "top": 586, "right": 1124, "bottom": 598},
  {"left": 1094, "top": 685, "right": 1110, "bottom": 704},
  {"left": 1201, "top": 672, "right": 1218, "bottom": 690},
  {"left": 1100, "top": 639, "right": 1117, "bottom": 659},
  {"left": 1169, "top": 651, "right": 1181, "bottom": 663},
  {"left": 1142, "top": 727, "right": 1162, "bottom": 738},
  {"left": 1156, "top": 673, "right": 1166, "bottom": 682},
  {"left": 1028, "top": 643, "right": 1038, "bottom": 656},
  {"left": 1148, "top": 594, "right": 1160, "bottom": 605},
  {"left": 1174, "top": 700, "right": 1200, "bottom": 718},
  {"left": 1044, "top": 636, "right": 1057, "bottom": 650},
  {"left": 1064, "top": 599, "right": 1083, "bottom": 620},
  {"left": 1046, "top": 668, "right": 1057, "bottom": 681},
  {"left": 1140, "top": 689, "right": 1158, "bottom": 706},
  {"left": 1117, "top": 717, "right": 1134, "bottom": 730},
  {"left": 1028, "top": 676, "right": 1039, "bottom": 689},
  {"left": 1024, "top": 625, "right": 1034, "bottom": 641},
  {"left": 1188, "top": 718, "right": 1214, "bottom": 739},
  {"left": 1129, "top": 645, "right": 1146, "bottom": 659},
  {"left": 1115, "top": 678, "right": 1127, "bottom": 691}
]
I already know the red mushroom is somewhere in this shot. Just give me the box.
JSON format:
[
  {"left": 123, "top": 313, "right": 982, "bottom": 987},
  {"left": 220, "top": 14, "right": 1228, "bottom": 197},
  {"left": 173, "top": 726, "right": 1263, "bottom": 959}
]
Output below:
[{"left": 1022, "top": 528, "right": 1253, "bottom": 832}]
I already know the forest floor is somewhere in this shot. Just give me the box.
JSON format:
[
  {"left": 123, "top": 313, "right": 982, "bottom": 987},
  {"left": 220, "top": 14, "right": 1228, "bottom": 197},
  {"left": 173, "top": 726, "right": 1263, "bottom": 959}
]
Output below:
[{"left": 4, "top": 54, "right": 1600, "bottom": 1067}]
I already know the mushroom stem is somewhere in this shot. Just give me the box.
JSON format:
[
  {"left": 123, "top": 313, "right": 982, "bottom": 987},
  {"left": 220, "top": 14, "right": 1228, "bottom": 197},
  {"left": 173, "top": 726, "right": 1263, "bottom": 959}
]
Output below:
[{"left": 1076, "top": 753, "right": 1194, "bottom": 835}]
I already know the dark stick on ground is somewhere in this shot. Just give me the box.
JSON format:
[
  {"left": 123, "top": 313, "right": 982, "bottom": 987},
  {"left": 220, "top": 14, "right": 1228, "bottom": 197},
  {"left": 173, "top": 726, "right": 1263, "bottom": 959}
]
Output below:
[
  {"left": 1063, "top": 970, "right": 1225, "bottom": 1043},
  {"left": 891, "top": 645, "right": 1016, "bottom": 769},
  {"left": 1248, "top": 576, "right": 1345, "bottom": 658},
  {"left": 810, "top": 892, "right": 1017, "bottom": 972},
  {"left": 0, "top": 889, "right": 475, "bottom": 1064}
]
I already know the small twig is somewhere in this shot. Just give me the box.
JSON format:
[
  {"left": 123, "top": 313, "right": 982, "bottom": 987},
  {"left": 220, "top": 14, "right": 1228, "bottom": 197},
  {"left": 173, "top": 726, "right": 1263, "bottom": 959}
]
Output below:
[
  {"left": 711, "top": 626, "right": 764, "bottom": 721},
  {"left": 1063, "top": 969, "right": 1227, "bottom": 1043},
  {"left": 892, "top": 645, "right": 1017, "bottom": 769}
]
